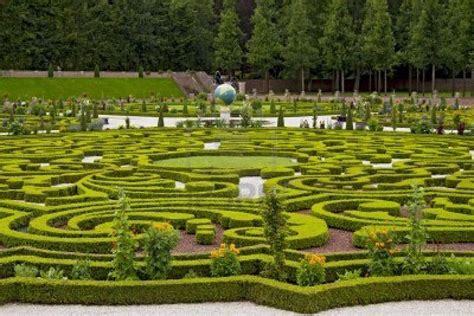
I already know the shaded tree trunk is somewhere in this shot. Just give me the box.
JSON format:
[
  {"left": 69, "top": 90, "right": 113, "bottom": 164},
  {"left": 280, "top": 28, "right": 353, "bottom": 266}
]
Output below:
[
  {"left": 369, "top": 70, "right": 372, "bottom": 92},
  {"left": 452, "top": 70, "right": 456, "bottom": 97},
  {"left": 431, "top": 64, "right": 436, "bottom": 94},
  {"left": 384, "top": 69, "right": 387, "bottom": 95},
  {"left": 335, "top": 70, "right": 340, "bottom": 92},
  {"left": 265, "top": 70, "right": 270, "bottom": 94},
  {"left": 462, "top": 69, "right": 466, "bottom": 97},
  {"left": 422, "top": 68, "right": 425, "bottom": 97},
  {"left": 408, "top": 65, "right": 412, "bottom": 95},
  {"left": 416, "top": 68, "right": 419, "bottom": 93},
  {"left": 332, "top": 71, "right": 336, "bottom": 92},
  {"left": 354, "top": 67, "right": 360, "bottom": 93},
  {"left": 379, "top": 71, "right": 382, "bottom": 93},
  {"left": 301, "top": 67, "right": 305, "bottom": 92},
  {"left": 341, "top": 70, "right": 345, "bottom": 94}
]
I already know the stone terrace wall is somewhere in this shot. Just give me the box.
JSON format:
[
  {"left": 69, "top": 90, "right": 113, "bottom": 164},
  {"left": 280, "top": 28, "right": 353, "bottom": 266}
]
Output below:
[
  {"left": 0, "top": 70, "right": 170, "bottom": 78},
  {"left": 244, "top": 78, "right": 474, "bottom": 94}
]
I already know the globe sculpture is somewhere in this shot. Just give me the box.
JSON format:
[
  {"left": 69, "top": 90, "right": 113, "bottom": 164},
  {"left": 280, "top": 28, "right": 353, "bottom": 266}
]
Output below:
[{"left": 214, "top": 83, "right": 237, "bottom": 105}]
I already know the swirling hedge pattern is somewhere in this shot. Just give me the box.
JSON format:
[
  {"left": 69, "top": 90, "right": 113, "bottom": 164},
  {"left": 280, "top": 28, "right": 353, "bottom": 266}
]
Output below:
[{"left": 0, "top": 128, "right": 473, "bottom": 312}]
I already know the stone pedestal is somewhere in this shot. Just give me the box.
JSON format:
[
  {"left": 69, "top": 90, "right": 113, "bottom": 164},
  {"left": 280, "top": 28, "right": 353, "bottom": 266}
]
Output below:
[{"left": 220, "top": 107, "right": 231, "bottom": 123}]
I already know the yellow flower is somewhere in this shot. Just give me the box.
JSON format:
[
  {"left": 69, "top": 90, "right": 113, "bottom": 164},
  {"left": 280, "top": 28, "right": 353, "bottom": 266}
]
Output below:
[
  {"left": 210, "top": 250, "right": 221, "bottom": 258},
  {"left": 305, "top": 254, "right": 326, "bottom": 266},
  {"left": 210, "top": 243, "right": 240, "bottom": 259},
  {"left": 154, "top": 222, "right": 173, "bottom": 231},
  {"left": 229, "top": 243, "right": 240, "bottom": 255}
]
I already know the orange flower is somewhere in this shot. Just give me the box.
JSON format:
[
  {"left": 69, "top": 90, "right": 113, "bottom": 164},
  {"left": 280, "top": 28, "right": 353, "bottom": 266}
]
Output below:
[
  {"left": 305, "top": 254, "right": 326, "bottom": 266},
  {"left": 210, "top": 243, "right": 240, "bottom": 259},
  {"left": 154, "top": 222, "right": 174, "bottom": 231}
]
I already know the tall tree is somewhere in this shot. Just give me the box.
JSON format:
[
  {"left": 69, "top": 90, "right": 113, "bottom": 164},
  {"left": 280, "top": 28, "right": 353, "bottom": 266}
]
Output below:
[
  {"left": 395, "top": 0, "right": 418, "bottom": 94},
  {"left": 409, "top": 0, "right": 445, "bottom": 94},
  {"left": 282, "top": 0, "right": 314, "bottom": 92},
  {"left": 362, "top": 0, "right": 396, "bottom": 94},
  {"left": 321, "top": 0, "right": 355, "bottom": 93},
  {"left": 443, "top": 0, "right": 471, "bottom": 97},
  {"left": 247, "top": 0, "right": 281, "bottom": 93},
  {"left": 173, "top": 0, "right": 215, "bottom": 71},
  {"left": 214, "top": 0, "right": 244, "bottom": 76}
]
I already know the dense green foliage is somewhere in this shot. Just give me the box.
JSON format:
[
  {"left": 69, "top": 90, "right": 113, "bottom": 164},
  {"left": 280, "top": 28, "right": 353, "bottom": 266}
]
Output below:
[
  {"left": 0, "top": 0, "right": 215, "bottom": 72},
  {"left": 0, "top": 0, "right": 471, "bottom": 92}
]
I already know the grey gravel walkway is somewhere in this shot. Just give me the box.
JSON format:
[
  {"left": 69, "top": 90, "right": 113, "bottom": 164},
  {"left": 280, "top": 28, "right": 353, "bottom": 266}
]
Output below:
[{"left": 0, "top": 300, "right": 472, "bottom": 316}]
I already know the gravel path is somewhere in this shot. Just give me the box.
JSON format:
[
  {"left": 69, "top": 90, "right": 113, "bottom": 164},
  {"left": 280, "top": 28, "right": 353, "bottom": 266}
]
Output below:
[{"left": 1, "top": 300, "right": 472, "bottom": 315}]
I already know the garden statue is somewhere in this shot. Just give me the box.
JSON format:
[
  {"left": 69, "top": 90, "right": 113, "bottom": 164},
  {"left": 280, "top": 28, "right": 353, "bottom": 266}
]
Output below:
[{"left": 214, "top": 83, "right": 237, "bottom": 106}]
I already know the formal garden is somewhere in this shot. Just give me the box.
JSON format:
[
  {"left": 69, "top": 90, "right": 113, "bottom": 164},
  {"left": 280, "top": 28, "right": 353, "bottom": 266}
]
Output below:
[
  {"left": 0, "top": 128, "right": 471, "bottom": 313},
  {"left": 0, "top": 0, "right": 473, "bottom": 314}
]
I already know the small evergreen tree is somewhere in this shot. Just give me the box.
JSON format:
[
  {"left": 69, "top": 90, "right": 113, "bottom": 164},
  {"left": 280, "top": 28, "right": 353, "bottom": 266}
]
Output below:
[
  {"left": 94, "top": 64, "right": 100, "bottom": 78},
  {"left": 182, "top": 99, "right": 189, "bottom": 114},
  {"left": 391, "top": 105, "right": 397, "bottom": 131},
  {"left": 72, "top": 102, "right": 77, "bottom": 117},
  {"left": 138, "top": 65, "right": 144, "bottom": 78},
  {"left": 403, "top": 186, "right": 429, "bottom": 274},
  {"left": 141, "top": 100, "right": 147, "bottom": 113},
  {"left": 80, "top": 106, "right": 87, "bottom": 131},
  {"left": 50, "top": 104, "right": 56, "bottom": 124},
  {"left": 364, "top": 102, "right": 372, "bottom": 122},
  {"left": 262, "top": 188, "right": 288, "bottom": 281},
  {"left": 277, "top": 106, "right": 285, "bottom": 127},
  {"left": 93, "top": 102, "right": 98, "bottom": 119},
  {"left": 158, "top": 106, "right": 165, "bottom": 127},
  {"left": 9, "top": 107, "right": 14, "bottom": 123},
  {"left": 312, "top": 110, "right": 318, "bottom": 129},
  {"left": 48, "top": 63, "right": 54, "bottom": 78},
  {"left": 346, "top": 108, "right": 353, "bottom": 130},
  {"left": 269, "top": 100, "right": 276, "bottom": 114},
  {"left": 85, "top": 104, "right": 92, "bottom": 123},
  {"left": 398, "top": 103, "right": 404, "bottom": 123},
  {"left": 430, "top": 104, "right": 437, "bottom": 125}
]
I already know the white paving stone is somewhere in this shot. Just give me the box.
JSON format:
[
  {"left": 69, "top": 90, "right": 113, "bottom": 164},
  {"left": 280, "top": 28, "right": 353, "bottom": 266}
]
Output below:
[
  {"left": 239, "top": 176, "right": 264, "bottom": 199},
  {"left": 204, "top": 142, "right": 221, "bottom": 150},
  {"left": 82, "top": 156, "right": 102, "bottom": 164},
  {"left": 0, "top": 300, "right": 472, "bottom": 316},
  {"left": 175, "top": 181, "right": 186, "bottom": 189}
]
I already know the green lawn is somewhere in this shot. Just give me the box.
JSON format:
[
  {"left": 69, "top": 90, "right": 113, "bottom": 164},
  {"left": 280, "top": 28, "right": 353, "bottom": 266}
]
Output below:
[
  {"left": 154, "top": 156, "right": 296, "bottom": 169},
  {"left": 0, "top": 77, "right": 183, "bottom": 99}
]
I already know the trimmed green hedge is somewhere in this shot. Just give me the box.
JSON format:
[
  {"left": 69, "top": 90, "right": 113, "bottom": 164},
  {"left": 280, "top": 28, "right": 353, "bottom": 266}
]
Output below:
[{"left": 0, "top": 275, "right": 471, "bottom": 314}]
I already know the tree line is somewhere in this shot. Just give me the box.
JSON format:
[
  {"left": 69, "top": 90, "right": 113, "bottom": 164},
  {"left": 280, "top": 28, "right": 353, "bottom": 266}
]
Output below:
[
  {"left": 0, "top": 0, "right": 472, "bottom": 94},
  {"left": 239, "top": 0, "right": 473, "bottom": 94},
  {"left": 0, "top": 0, "right": 216, "bottom": 72}
]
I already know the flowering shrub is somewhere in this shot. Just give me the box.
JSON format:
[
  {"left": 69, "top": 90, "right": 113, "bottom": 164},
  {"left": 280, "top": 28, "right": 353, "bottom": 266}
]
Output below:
[
  {"left": 143, "top": 222, "right": 180, "bottom": 280},
  {"left": 210, "top": 243, "right": 241, "bottom": 277},
  {"left": 403, "top": 186, "right": 428, "bottom": 274},
  {"left": 367, "top": 228, "right": 398, "bottom": 276},
  {"left": 296, "top": 254, "right": 326, "bottom": 286},
  {"left": 109, "top": 190, "right": 138, "bottom": 281}
]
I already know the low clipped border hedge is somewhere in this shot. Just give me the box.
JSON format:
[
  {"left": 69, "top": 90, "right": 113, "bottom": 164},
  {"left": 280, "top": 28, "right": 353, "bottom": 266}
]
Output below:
[{"left": 0, "top": 275, "right": 471, "bottom": 314}]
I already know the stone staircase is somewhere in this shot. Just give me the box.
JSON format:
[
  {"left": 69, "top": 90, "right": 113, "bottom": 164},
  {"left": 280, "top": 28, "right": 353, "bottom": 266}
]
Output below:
[{"left": 172, "top": 71, "right": 214, "bottom": 96}]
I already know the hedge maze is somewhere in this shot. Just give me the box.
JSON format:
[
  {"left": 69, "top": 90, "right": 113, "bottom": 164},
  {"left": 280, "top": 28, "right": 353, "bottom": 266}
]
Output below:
[{"left": 0, "top": 128, "right": 473, "bottom": 312}]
